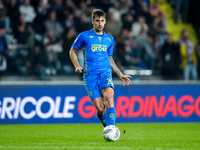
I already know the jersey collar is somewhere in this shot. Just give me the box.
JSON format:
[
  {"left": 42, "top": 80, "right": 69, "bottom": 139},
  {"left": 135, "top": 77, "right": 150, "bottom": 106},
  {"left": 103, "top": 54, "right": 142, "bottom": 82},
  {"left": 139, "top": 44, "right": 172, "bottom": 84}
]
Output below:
[{"left": 90, "top": 28, "right": 105, "bottom": 36}]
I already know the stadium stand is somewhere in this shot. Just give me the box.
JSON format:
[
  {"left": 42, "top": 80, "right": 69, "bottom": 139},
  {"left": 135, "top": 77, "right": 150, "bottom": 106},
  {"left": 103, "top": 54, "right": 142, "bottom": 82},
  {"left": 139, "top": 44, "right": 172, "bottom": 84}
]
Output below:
[{"left": 0, "top": 0, "right": 199, "bottom": 81}]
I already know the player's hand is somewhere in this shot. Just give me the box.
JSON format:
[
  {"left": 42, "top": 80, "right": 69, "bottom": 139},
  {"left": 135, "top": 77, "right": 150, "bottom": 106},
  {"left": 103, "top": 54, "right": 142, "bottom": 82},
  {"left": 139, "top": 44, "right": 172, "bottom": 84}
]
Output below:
[
  {"left": 75, "top": 66, "right": 83, "bottom": 73},
  {"left": 119, "top": 74, "right": 132, "bottom": 86}
]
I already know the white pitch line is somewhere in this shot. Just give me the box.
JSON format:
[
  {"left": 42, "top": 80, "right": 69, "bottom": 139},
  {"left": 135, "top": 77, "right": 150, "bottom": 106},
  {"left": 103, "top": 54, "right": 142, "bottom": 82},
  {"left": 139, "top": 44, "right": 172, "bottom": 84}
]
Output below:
[
  {"left": 0, "top": 146, "right": 130, "bottom": 149},
  {"left": 0, "top": 146, "right": 199, "bottom": 150}
]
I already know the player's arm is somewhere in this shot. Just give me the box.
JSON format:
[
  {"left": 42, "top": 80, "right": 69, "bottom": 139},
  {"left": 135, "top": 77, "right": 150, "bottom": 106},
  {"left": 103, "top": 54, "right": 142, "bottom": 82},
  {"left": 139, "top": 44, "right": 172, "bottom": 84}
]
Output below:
[
  {"left": 109, "top": 56, "right": 131, "bottom": 86},
  {"left": 69, "top": 47, "right": 82, "bottom": 73}
]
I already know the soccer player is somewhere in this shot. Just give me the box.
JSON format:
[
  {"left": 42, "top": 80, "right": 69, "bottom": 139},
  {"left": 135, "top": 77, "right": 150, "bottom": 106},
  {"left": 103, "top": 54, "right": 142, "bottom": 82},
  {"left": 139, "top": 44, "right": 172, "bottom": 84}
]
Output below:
[{"left": 69, "top": 9, "right": 131, "bottom": 127}]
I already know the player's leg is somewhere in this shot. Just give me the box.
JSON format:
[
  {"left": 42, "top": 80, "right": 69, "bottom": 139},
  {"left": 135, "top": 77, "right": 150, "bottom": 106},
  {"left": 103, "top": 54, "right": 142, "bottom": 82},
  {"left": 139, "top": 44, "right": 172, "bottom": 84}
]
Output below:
[
  {"left": 99, "top": 72, "right": 116, "bottom": 126},
  {"left": 92, "top": 97, "right": 107, "bottom": 127},
  {"left": 101, "top": 87, "right": 116, "bottom": 126},
  {"left": 83, "top": 74, "right": 107, "bottom": 127}
]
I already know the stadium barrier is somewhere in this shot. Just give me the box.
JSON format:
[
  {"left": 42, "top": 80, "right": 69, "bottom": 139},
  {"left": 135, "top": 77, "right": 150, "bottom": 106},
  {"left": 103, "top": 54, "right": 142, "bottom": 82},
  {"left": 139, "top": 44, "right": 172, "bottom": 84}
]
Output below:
[{"left": 0, "top": 81, "right": 200, "bottom": 124}]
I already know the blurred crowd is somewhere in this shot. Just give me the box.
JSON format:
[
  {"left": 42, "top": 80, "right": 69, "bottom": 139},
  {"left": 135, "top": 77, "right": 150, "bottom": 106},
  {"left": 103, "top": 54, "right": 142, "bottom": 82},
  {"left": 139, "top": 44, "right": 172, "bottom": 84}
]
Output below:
[{"left": 0, "top": 0, "right": 199, "bottom": 81}]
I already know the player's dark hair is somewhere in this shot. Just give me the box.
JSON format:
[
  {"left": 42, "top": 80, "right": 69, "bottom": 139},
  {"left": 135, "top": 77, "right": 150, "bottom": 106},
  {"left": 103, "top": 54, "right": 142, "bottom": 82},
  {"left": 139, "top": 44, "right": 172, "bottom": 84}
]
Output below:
[{"left": 91, "top": 9, "right": 106, "bottom": 20}]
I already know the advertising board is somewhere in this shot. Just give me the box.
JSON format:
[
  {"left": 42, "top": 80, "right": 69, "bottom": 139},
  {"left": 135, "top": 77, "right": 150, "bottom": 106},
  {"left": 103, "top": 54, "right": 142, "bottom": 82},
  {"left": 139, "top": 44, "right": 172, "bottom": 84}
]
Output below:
[{"left": 0, "top": 85, "right": 199, "bottom": 124}]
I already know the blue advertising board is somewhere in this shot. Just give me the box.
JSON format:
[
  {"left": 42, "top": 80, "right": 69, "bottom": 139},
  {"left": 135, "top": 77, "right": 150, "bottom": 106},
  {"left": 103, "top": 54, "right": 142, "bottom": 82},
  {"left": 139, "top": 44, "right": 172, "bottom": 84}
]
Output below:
[{"left": 0, "top": 85, "right": 200, "bottom": 124}]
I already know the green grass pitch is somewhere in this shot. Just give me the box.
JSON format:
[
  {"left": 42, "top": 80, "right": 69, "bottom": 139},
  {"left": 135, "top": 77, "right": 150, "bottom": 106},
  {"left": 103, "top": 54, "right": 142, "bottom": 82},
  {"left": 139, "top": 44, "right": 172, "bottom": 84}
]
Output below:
[{"left": 0, "top": 123, "right": 200, "bottom": 150}]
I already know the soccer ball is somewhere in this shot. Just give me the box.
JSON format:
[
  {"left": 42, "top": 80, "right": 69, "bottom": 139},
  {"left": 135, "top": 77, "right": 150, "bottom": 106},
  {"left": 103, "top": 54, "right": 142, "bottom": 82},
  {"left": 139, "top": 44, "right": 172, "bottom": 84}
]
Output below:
[{"left": 102, "top": 125, "right": 120, "bottom": 142}]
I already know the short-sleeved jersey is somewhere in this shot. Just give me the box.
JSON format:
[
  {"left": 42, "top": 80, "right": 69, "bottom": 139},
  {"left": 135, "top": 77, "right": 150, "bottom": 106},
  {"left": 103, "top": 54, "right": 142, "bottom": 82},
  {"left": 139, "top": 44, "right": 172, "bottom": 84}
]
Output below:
[{"left": 72, "top": 29, "right": 114, "bottom": 76}]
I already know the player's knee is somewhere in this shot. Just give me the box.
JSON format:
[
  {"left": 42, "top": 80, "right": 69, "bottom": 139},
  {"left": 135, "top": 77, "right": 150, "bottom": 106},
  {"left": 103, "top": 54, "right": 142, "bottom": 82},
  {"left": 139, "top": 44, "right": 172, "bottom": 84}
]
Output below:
[
  {"left": 96, "top": 103, "right": 105, "bottom": 114},
  {"left": 105, "top": 97, "right": 114, "bottom": 108}
]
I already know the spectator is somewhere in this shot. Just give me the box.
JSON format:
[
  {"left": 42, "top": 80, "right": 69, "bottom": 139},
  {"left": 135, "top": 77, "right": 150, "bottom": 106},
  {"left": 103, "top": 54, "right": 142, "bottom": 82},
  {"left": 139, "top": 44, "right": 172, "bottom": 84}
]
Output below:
[
  {"left": 153, "top": 35, "right": 163, "bottom": 61},
  {"left": 76, "top": 1, "right": 91, "bottom": 19},
  {"left": 105, "top": 12, "right": 122, "bottom": 38},
  {"left": 179, "top": 29, "right": 189, "bottom": 44},
  {"left": 26, "top": 44, "right": 47, "bottom": 80},
  {"left": 0, "top": 25, "right": 19, "bottom": 74},
  {"left": 174, "top": 0, "right": 189, "bottom": 23},
  {"left": 157, "top": 10, "right": 167, "bottom": 29},
  {"left": 40, "top": 0, "right": 50, "bottom": 8},
  {"left": 0, "top": 0, "right": 10, "bottom": 29},
  {"left": 195, "top": 43, "right": 200, "bottom": 79},
  {"left": 0, "top": 26, "right": 7, "bottom": 57},
  {"left": 45, "top": 11, "right": 64, "bottom": 39},
  {"left": 122, "top": 13, "right": 134, "bottom": 31},
  {"left": 43, "top": 29, "right": 63, "bottom": 75},
  {"left": 148, "top": 17, "right": 166, "bottom": 39},
  {"left": 116, "top": 28, "right": 140, "bottom": 68},
  {"left": 63, "top": 0, "right": 77, "bottom": 17},
  {"left": 149, "top": 2, "right": 166, "bottom": 19},
  {"left": 19, "top": 0, "right": 36, "bottom": 23},
  {"left": 138, "top": 0, "right": 150, "bottom": 6},
  {"left": 35, "top": 0, "right": 48, "bottom": 29},
  {"left": 14, "top": 13, "right": 35, "bottom": 49},
  {"left": 120, "top": 0, "right": 134, "bottom": 20},
  {"left": 122, "top": 0, "right": 134, "bottom": 8},
  {"left": 180, "top": 37, "right": 198, "bottom": 80},
  {"left": 130, "top": 16, "right": 148, "bottom": 37},
  {"left": 135, "top": 28, "right": 155, "bottom": 70},
  {"left": 63, "top": 27, "right": 80, "bottom": 75},
  {"left": 0, "top": 52, "right": 7, "bottom": 80},
  {"left": 54, "top": 0, "right": 65, "bottom": 21},
  {"left": 60, "top": 27, "right": 76, "bottom": 68},
  {"left": 75, "top": 12, "right": 92, "bottom": 33},
  {"left": 0, "top": 26, "right": 7, "bottom": 76},
  {"left": 6, "top": 0, "right": 19, "bottom": 29},
  {"left": 134, "top": 0, "right": 152, "bottom": 24},
  {"left": 159, "top": 34, "right": 180, "bottom": 79},
  {"left": 62, "top": 14, "right": 75, "bottom": 34},
  {"left": 108, "top": 0, "right": 122, "bottom": 23},
  {"left": 148, "top": 2, "right": 167, "bottom": 29},
  {"left": 99, "top": 0, "right": 112, "bottom": 13}
]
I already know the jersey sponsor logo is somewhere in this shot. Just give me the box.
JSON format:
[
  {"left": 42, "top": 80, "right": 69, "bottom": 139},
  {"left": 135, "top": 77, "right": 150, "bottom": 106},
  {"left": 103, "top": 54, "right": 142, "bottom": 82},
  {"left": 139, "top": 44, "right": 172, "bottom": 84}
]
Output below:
[{"left": 91, "top": 44, "right": 107, "bottom": 52}]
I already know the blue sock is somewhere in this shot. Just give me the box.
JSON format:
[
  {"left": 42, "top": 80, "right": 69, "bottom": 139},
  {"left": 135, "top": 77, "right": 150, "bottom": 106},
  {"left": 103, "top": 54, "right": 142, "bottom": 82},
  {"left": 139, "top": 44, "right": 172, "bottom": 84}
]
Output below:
[
  {"left": 97, "top": 112, "right": 107, "bottom": 127},
  {"left": 105, "top": 107, "right": 116, "bottom": 126}
]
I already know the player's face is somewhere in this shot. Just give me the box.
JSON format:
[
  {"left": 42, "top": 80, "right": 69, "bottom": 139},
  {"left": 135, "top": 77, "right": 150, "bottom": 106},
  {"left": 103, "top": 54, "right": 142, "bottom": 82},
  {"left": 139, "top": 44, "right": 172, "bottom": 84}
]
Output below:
[{"left": 92, "top": 16, "right": 106, "bottom": 33}]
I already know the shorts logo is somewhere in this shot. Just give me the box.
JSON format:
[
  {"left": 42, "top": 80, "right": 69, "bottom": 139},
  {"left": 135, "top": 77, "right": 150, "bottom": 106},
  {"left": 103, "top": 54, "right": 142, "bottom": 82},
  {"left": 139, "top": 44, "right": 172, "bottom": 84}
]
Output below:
[
  {"left": 107, "top": 78, "right": 112, "bottom": 85},
  {"left": 89, "top": 36, "right": 94, "bottom": 38},
  {"left": 90, "top": 91, "right": 93, "bottom": 97}
]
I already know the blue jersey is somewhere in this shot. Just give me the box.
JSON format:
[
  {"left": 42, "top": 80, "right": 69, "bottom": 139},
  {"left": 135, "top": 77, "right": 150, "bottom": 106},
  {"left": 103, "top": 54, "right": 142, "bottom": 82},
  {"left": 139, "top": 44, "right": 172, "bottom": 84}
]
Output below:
[{"left": 72, "top": 29, "right": 114, "bottom": 76}]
